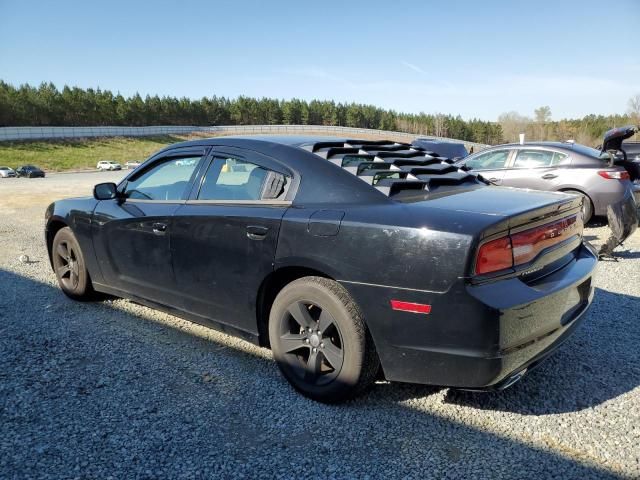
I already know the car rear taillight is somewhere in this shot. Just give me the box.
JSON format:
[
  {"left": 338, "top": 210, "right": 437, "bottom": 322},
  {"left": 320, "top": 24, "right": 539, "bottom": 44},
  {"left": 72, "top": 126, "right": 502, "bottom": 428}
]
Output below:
[
  {"left": 475, "top": 215, "right": 582, "bottom": 276},
  {"left": 598, "top": 170, "right": 630, "bottom": 180},
  {"left": 475, "top": 237, "right": 513, "bottom": 275},
  {"left": 511, "top": 216, "right": 579, "bottom": 265}
]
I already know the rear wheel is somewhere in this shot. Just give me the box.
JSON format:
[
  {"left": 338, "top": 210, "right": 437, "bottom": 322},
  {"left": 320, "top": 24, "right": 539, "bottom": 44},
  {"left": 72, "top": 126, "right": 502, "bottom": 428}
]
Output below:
[
  {"left": 563, "top": 189, "right": 593, "bottom": 224},
  {"left": 52, "top": 227, "right": 94, "bottom": 300},
  {"left": 269, "top": 276, "right": 379, "bottom": 403}
]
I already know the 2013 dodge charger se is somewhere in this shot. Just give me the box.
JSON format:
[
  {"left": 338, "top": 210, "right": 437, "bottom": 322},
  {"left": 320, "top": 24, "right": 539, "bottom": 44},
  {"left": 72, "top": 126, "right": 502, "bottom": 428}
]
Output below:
[{"left": 45, "top": 136, "right": 600, "bottom": 402}]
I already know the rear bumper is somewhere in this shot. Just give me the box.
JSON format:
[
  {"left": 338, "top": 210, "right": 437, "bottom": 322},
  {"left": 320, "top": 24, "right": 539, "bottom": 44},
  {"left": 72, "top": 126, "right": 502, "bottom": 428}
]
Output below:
[
  {"left": 589, "top": 180, "right": 628, "bottom": 216},
  {"left": 342, "top": 242, "right": 597, "bottom": 389}
]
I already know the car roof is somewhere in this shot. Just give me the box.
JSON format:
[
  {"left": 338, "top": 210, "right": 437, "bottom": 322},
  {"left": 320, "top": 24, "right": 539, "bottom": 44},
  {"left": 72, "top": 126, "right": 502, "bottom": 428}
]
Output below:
[
  {"left": 159, "top": 135, "right": 481, "bottom": 201},
  {"left": 489, "top": 141, "right": 579, "bottom": 150},
  {"left": 414, "top": 138, "right": 464, "bottom": 145}
]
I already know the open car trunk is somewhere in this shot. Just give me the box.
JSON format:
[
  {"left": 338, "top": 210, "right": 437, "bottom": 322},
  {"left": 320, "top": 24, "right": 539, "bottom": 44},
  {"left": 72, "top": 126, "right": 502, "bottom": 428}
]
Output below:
[{"left": 601, "top": 125, "right": 640, "bottom": 181}]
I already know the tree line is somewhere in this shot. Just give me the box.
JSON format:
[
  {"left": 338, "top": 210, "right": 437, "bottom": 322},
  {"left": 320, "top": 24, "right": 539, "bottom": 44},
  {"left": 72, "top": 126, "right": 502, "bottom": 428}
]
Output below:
[
  {"left": 1, "top": 81, "right": 637, "bottom": 146},
  {"left": 0, "top": 81, "right": 503, "bottom": 144},
  {"left": 498, "top": 101, "right": 639, "bottom": 147}
]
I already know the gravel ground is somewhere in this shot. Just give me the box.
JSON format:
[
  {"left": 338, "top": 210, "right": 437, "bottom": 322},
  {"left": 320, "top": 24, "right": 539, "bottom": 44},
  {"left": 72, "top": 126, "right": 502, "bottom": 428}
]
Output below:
[{"left": 0, "top": 173, "right": 639, "bottom": 479}]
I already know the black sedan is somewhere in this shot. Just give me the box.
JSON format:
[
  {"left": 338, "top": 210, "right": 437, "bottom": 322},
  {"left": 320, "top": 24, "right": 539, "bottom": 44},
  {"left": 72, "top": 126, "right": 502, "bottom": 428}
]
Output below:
[
  {"left": 16, "top": 165, "right": 45, "bottom": 178},
  {"left": 46, "top": 136, "right": 598, "bottom": 402}
]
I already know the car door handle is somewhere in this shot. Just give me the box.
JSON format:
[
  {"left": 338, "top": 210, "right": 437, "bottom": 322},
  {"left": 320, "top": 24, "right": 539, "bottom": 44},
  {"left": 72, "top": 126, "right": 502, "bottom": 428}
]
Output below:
[
  {"left": 152, "top": 222, "right": 168, "bottom": 235},
  {"left": 488, "top": 177, "right": 500, "bottom": 182},
  {"left": 541, "top": 173, "right": 558, "bottom": 180},
  {"left": 246, "top": 225, "right": 269, "bottom": 240}
]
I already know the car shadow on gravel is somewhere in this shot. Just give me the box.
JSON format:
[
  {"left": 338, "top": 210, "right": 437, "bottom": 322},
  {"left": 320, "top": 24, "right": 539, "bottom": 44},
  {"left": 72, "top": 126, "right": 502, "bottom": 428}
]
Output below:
[
  {"left": 442, "top": 287, "right": 640, "bottom": 415},
  {"left": 608, "top": 250, "right": 640, "bottom": 259},
  {"left": 0, "top": 268, "right": 628, "bottom": 478}
]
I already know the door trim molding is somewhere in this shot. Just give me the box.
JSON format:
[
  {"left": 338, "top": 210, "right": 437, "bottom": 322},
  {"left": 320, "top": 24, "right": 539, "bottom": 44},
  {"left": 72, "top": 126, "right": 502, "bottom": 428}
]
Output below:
[{"left": 184, "top": 200, "right": 292, "bottom": 206}]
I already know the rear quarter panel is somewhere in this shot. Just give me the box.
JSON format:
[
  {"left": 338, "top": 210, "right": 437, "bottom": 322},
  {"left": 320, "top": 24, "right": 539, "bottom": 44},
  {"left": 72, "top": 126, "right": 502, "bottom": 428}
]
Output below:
[
  {"left": 275, "top": 202, "right": 508, "bottom": 383},
  {"left": 275, "top": 203, "right": 475, "bottom": 292},
  {"left": 555, "top": 167, "right": 627, "bottom": 215}
]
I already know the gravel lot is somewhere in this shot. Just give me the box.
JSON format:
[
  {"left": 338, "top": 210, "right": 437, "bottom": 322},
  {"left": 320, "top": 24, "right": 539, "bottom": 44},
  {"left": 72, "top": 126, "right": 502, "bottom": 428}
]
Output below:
[{"left": 1, "top": 173, "right": 639, "bottom": 479}]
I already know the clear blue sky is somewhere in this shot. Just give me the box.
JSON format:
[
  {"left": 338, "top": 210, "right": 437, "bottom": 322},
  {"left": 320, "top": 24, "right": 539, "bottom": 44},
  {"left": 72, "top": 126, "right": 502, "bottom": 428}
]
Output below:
[{"left": 1, "top": 0, "right": 638, "bottom": 120}]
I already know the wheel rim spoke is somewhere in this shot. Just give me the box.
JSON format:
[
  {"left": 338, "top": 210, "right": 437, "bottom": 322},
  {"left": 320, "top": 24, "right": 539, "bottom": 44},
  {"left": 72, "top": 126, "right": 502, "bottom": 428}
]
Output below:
[
  {"left": 70, "top": 271, "right": 79, "bottom": 288},
  {"left": 56, "top": 264, "right": 70, "bottom": 278},
  {"left": 56, "top": 242, "right": 68, "bottom": 259},
  {"left": 280, "top": 333, "right": 307, "bottom": 353},
  {"left": 304, "top": 349, "right": 322, "bottom": 382},
  {"left": 287, "top": 301, "right": 314, "bottom": 329},
  {"left": 321, "top": 340, "right": 343, "bottom": 371},
  {"left": 317, "top": 310, "right": 334, "bottom": 334}
]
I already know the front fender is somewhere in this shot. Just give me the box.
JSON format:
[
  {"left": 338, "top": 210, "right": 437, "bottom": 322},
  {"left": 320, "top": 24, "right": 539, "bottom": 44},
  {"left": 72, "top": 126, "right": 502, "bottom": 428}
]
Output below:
[{"left": 45, "top": 197, "right": 102, "bottom": 283}]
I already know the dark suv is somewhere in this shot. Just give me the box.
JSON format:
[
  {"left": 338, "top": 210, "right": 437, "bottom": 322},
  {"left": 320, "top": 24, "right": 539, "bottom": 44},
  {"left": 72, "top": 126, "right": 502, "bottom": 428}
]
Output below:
[{"left": 16, "top": 165, "right": 45, "bottom": 178}]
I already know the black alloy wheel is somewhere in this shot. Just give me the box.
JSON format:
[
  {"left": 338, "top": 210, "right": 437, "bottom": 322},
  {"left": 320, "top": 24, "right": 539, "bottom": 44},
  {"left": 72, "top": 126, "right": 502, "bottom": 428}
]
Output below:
[
  {"left": 277, "top": 299, "right": 345, "bottom": 386},
  {"left": 52, "top": 227, "right": 94, "bottom": 300},
  {"left": 269, "top": 276, "right": 379, "bottom": 403},
  {"left": 55, "top": 240, "right": 81, "bottom": 291}
]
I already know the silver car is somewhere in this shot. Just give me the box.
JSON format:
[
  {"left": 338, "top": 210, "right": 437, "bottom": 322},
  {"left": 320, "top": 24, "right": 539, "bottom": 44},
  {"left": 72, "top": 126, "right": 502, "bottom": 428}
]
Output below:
[
  {"left": 96, "top": 161, "right": 122, "bottom": 171},
  {"left": 0, "top": 166, "right": 16, "bottom": 178},
  {"left": 457, "top": 142, "right": 639, "bottom": 222}
]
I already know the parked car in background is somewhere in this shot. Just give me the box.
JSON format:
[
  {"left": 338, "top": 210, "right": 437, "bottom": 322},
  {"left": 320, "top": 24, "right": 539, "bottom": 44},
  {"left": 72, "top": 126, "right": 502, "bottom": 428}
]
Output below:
[
  {"left": 455, "top": 141, "right": 639, "bottom": 223},
  {"left": 412, "top": 138, "right": 469, "bottom": 160},
  {"left": 0, "top": 166, "right": 16, "bottom": 178},
  {"left": 124, "top": 160, "right": 142, "bottom": 169},
  {"left": 44, "top": 136, "right": 613, "bottom": 402},
  {"left": 619, "top": 141, "right": 640, "bottom": 164},
  {"left": 596, "top": 126, "right": 640, "bottom": 183},
  {"left": 96, "top": 161, "right": 122, "bottom": 171},
  {"left": 16, "top": 165, "right": 45, "bottom": 178}
]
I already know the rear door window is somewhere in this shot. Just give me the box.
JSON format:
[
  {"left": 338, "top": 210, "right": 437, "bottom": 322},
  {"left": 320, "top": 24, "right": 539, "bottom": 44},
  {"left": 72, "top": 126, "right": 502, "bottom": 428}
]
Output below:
[
  {"left": 198, "top": 156, "right": 288, "bottom": 201},
  {"left": 552, "top": 152, "right": 570, "bottom": 165},
  {"left": 513, "top": 150, "right": 556, "bottom": 168},
  {"left": 465, "top": 150, "right": 510, "bottom": 170}
]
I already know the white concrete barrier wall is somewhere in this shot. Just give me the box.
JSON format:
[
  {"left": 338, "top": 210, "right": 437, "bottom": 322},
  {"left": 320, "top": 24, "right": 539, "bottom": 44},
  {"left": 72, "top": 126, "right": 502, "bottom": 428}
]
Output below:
[{"left": 0, "top": 125, "right": 488, "bottom": 150}]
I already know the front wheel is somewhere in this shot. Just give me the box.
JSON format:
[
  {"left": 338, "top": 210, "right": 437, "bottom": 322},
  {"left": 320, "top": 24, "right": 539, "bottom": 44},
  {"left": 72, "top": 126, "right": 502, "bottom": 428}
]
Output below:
[
  {"left": 268, "top": 276, "right": 379, "bottom": 403},
  {"left": 52, "top": 227, "right": 94, "bottom": 300}
]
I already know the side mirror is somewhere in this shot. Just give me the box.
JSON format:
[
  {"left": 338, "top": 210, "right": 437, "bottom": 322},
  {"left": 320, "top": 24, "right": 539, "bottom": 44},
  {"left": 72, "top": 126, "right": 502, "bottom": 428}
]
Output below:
[{"left": 93, "top": 182, "right": 118, "bottom": 200}]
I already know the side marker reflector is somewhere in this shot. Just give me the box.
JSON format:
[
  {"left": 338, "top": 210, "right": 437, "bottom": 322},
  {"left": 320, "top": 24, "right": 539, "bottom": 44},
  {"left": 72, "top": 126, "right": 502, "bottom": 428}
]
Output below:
[{"left": 390, "top": 300, "right": 432, "bottom": 314}]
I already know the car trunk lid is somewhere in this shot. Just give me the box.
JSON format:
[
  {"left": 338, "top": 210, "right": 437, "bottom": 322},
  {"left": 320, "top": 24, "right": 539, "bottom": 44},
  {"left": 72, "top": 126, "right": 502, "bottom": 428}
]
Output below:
[
  {"left": 404, "top": 186, "right": 585, "bottom": 279},
  {"left": 601, "top": 125, "right": 640, "bottom": 181}
]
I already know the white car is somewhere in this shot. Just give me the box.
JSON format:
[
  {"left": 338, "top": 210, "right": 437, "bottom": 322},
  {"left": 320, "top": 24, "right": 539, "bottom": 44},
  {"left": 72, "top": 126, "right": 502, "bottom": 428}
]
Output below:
[
  {"left": 124, "top": 160, "right": 142, "bottom": 169},
  {"left": 0, "top": 166, "right": 16, "bottom": 178},
  {"left": 96, "top": 161, "right": 122, "bottom": 171}
]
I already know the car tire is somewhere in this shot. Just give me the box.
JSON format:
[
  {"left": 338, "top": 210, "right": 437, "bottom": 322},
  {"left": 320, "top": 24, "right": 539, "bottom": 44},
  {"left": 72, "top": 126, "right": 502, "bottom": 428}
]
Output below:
[
  {"left": 563, "top": 189, "right": 593, "bottom": 224},
  {"left": 268, "top": 276, "right": 379, "bottom": 403},
  {"left": 52, "top": 227, "right": 95, "bottom": 300}
]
